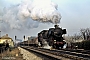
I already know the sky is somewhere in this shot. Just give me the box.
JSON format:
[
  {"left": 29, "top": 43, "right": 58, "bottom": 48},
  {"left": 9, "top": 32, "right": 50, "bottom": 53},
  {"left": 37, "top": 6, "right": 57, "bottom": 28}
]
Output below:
[{"left": 0, "top": 0, "right": 90, "bottom": 40}]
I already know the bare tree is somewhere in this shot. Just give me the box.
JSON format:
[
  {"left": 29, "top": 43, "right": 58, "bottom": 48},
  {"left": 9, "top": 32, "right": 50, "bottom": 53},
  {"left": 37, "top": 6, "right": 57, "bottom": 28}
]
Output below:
[
  {"left": 80, "top": 28, "right": 90, "bottom": 40},
  {"left": 73, "top": 33, "right": 81, "bottom": 40}
]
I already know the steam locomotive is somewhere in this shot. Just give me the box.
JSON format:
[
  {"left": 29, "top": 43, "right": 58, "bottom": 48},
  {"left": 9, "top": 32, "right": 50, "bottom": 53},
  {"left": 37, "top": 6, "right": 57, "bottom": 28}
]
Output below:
[{"left": 38, "top": 25, "right": 67, "bottom": 49}]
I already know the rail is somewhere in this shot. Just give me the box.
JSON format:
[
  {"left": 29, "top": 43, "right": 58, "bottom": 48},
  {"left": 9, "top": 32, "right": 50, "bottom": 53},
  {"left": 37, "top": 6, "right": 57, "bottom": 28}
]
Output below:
[{"left": 21, "top": 46, "right": 90, "bottom": 60}]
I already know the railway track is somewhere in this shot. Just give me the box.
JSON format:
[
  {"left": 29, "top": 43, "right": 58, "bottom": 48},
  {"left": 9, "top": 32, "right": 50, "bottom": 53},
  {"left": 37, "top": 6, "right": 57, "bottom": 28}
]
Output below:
[{"left": 21, "top": 46, "right": 90, "bottom": 60}]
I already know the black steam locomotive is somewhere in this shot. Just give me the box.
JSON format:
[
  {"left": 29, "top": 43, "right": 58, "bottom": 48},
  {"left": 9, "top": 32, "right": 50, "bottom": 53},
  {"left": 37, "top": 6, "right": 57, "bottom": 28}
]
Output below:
[{"left": 38, "top": 25, "right": 67, "bottom": 49}]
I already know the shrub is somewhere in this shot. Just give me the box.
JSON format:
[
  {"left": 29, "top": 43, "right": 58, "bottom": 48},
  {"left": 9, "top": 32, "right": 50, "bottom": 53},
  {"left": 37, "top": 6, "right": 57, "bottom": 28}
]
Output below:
[{"left": 75, "top": 40, "right": 90, "bottom": 50}]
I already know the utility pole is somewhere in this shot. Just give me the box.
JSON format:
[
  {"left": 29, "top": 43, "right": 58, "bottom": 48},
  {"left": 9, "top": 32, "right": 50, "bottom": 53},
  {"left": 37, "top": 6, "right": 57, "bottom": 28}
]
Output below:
[
  {"left": 15, "top": 36, "right": 17, "bottom": 47},
  {"left": 23, "top": 35, "right": 25, "bottom": 46},
  {"left": 28, "top": 37, "right": 30, "bottom": 46},
  {"left": 0, "top": 31, "right": 1, "bottom": 38}
]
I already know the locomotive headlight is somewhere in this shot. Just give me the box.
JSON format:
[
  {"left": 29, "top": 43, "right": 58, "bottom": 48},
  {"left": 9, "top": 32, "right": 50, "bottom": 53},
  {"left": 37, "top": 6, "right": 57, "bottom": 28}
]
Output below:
[
  {"left": 54, "top": 40, "right": 56, "bottom": 44},
  {"left": 54, "top": 40, "right": 56, "bottom": 41}
]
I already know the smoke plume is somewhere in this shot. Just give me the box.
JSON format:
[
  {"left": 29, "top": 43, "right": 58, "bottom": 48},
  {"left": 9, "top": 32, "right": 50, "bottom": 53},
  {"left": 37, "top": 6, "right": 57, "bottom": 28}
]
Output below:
[{"left": 0, "top": 0, "right": 61, "bottom": 31}]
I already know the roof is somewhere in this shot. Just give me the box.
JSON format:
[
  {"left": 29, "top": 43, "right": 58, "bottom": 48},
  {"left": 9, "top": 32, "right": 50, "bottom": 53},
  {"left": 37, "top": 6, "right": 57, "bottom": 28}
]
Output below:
[{"left": 0, "top": 35, "right": 12, "bottom": 39}]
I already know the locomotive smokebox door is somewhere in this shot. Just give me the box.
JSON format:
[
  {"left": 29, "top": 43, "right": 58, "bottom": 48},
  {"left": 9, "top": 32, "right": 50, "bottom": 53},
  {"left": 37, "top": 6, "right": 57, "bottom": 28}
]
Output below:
[{"left": 62, "top": 29, "right": 67, "bottom": 34}]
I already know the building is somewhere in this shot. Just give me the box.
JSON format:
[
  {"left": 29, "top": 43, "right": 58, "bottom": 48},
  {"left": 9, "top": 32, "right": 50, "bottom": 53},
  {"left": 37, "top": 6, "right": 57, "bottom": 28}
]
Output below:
[{"left": 0, "top": 34, "right": 14, "bottom": 47}]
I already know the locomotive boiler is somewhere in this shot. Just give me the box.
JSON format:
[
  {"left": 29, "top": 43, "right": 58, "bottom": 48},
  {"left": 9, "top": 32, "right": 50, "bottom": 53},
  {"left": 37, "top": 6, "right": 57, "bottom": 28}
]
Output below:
[{"left": 38, "top": 25, "right": 67, "bottom": 49}]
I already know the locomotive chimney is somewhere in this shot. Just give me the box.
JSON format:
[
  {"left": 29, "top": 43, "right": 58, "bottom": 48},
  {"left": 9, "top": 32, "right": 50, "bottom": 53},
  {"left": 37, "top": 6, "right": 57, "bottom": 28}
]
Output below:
[{"left": 54, "top": 25, "right": 59, "bottom": 28}]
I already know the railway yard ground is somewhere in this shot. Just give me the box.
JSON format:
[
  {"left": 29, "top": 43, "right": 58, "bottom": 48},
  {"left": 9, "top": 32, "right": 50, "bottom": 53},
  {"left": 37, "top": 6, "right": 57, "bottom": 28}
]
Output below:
[
  {"left": 0, "top": 47, "right": 24, "bottom": 60},
  {"left": 0, "top": 46, "right": 90, "bottom": 60},
  {"left": 0, "top": 47, "right": 49, "bottom": 60}
]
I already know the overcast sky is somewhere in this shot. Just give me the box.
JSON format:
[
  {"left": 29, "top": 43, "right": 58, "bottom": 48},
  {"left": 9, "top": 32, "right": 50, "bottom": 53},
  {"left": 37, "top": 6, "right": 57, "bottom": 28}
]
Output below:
[{"left": 0, "top": 0, "right": 90, "bottom": 40}]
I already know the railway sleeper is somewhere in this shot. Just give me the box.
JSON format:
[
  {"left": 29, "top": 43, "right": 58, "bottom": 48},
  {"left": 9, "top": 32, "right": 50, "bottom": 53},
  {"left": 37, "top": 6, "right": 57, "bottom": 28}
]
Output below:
[
  {"left": 61, "top": 54, "right": 67, "bottom": 57},
  {"left": 67, "top": 55, "right": 75, "bottom": 59},
  {"left": 72, "top": 56, "right": 79, "bottom": 60},
  {"left": 76, "top": 57, "right": 85, "bottom": 60},
  {"left": 83, "top": 58, "right": 90, "bottom": 60}
]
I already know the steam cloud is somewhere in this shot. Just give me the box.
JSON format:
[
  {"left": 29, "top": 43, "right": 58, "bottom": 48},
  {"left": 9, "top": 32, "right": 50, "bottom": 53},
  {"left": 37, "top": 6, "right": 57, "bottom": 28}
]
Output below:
[{"left": 0, "top": 0, "right": 61, "bottom": 31}]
